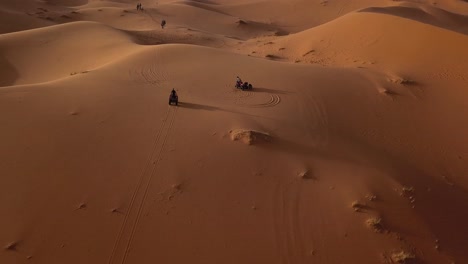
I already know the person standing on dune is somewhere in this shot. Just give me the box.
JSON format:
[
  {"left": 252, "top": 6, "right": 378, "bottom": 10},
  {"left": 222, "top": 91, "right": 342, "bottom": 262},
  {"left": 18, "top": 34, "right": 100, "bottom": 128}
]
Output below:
[{"left": 161, "top": 20, "right": 166, "bottom": 29}]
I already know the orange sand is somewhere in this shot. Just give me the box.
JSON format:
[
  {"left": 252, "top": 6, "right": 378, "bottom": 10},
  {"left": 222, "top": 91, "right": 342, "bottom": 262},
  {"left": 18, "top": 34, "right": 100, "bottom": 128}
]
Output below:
[{"left": 1, "top": 0, "right": 468, "bottom": 263}]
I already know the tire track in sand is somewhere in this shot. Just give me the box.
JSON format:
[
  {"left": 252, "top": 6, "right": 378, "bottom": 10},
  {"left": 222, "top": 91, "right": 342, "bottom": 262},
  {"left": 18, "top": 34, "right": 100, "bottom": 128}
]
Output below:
[
  {"left": 130, "top": 63, "right": 169, "bottom": 85},
  {"left": 107, "top": 106, "right": 169, "bottom": 264},
  {"left": 273, "top": 180, "right": 307, "bottom": 264},
  {"left": 129, "top": 48, "right": 169, "bottom": 86},
  {"left": 120, "top": 105, "right": 177, "bottom": 264},
  {"left": 297, "top": 91, "right": 329, "bottom": 146},
  {"left": 221, "top": 82, "right": 281, "bottom": 108},
  {"left": 108, "top": 106, "right": 178, "bottom": 264},
  {"left": 235, "top": 93, "right": 281, "bottom": 108}
]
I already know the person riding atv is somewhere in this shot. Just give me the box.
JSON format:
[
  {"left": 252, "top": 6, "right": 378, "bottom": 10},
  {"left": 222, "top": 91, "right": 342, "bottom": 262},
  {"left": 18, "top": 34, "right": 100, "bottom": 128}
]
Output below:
[
  {"left": 236, "top": 76, "right": 242, "bottom": 86},
  {"left": 169, "top": 88, "right": 178, "bottom": 105},
  {"left": 235, "top": 77, "right": 253, "bottom": 90}
]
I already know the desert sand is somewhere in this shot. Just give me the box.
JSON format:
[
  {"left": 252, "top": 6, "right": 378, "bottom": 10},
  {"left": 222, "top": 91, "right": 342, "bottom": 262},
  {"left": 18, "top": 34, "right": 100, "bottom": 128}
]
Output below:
[{"left": 1, "top": 0, "right": 468, "bottom": 263}]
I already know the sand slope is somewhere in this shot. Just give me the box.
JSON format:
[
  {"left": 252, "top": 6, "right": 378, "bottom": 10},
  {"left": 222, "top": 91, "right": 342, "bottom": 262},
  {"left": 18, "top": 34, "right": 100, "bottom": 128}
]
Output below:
[
  {"left": 1, "top": 0, "right": 468, "bottom": 264},
  {"left": 0, "top": 21, "right": 137, "bottom": 86}
]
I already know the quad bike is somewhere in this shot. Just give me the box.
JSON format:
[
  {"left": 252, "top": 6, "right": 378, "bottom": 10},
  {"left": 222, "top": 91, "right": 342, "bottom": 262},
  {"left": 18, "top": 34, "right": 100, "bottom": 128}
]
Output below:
[
  {"left": 235, "top": 81, "right": 253, "bottom": 90},
  {"left": 169, "top": 94, "right": 178, "bottom": 105}
]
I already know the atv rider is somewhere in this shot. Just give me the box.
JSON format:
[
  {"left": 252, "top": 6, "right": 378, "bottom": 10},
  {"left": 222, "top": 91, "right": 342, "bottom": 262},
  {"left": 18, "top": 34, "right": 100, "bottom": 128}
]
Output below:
[
  {"left": 236, "top": 76, "right": 243, "bottom": 87},
  {"left": 171, "top": 88, "right": 177, "bottom": 97}
]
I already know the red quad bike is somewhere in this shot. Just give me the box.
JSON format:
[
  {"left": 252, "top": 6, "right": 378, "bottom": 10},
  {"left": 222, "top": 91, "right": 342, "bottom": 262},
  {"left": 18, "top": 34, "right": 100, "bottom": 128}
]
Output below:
[
  {"left": 169, "top": 94, "right": 178, "bottom": 106},
  {"left": 235, "top": 81, "right": 253, "bottom": 91}
]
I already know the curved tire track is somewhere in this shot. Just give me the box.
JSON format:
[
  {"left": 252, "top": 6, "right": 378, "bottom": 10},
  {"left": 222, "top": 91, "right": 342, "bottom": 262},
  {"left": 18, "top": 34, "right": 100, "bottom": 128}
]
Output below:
[
  {"left": 235, "top": 93, "right": 281, "bottom": 108},
  {"left": 222, "top": 81, "right": 282, "bottom": 108},
  {"left": 130, "top": 63, "right": 169, "bottom": 85}
]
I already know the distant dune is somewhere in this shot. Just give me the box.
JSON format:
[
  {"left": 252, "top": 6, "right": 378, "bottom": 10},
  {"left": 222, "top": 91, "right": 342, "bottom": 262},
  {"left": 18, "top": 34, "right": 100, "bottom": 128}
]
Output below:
[{"left": 1, "top": 0, "right": 468, "bottom": 264}]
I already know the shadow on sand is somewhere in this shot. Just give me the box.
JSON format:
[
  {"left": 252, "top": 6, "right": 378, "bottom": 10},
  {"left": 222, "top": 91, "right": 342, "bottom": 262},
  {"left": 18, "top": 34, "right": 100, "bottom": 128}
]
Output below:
[
  {"left": 250, "top": 87, "right": 292, "bottom": 94},
  {"left": 177, "top": 102, "right": 222, "bottom": 111},
  {"left": 177, "top": 101, "right": 279, "bottom": 120}
]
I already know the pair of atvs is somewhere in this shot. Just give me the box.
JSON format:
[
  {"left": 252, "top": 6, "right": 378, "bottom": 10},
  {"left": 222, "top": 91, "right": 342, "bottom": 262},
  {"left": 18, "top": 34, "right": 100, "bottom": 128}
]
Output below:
[
  {"left": 235, "top": 81, "right": 253, "bottom": 90},
  {"left": 169, "top": 80, "right": 253, "bottom": 106}
]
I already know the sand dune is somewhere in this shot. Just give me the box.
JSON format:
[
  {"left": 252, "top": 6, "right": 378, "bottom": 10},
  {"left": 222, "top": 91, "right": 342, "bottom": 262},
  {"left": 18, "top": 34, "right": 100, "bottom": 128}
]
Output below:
[
  {"left": 1, "top": 0, "right": 468, "bottom": 264},
  {"left": 243, "top": 4, "right": 468, "bottom": 67},
  {"left": 0, "top": 21, "right": 137, "bottom": 86},
  {"left": 0, "top": 9, "right": 54, "bottom": 34},
  {"left": 360, "top": 3, "right": 468, "bottom": 35}
]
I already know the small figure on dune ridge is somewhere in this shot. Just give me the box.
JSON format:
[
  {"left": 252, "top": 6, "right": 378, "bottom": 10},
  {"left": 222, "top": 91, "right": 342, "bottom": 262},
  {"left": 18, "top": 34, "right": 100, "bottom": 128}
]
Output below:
[{"left": 161, "top": 19, "right": 166, "bottom": 29}]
